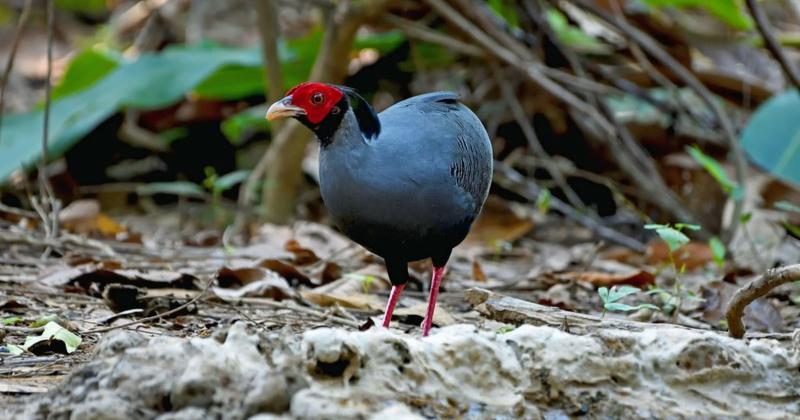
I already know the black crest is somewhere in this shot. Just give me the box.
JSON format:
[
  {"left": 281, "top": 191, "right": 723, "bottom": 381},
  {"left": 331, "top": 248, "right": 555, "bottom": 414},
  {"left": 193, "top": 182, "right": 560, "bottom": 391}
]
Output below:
[{"left": 337, "top": 85, "right": 381, "bottom": 140}]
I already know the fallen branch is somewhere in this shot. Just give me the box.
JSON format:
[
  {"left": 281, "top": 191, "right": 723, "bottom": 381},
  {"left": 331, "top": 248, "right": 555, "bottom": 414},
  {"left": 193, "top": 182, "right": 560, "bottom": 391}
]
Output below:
[
  {"left": 493, "top": 67, "right": 585, "bottom": 210},
  {"left": 494, "top": 161, "right": 647, "bottom": 252},
  {"left": 746, "top": 0, "right": 800, "bottom": 89},
  {"left": 467, "top": 287, "right": 792, "bottom": 340},
  {"left": 83, "top": 277, "right": 213, "bottom": 334},
  {"left": 572, "top": 0, "right": 747, "bottom": 243},
  {"left": 725, "top": 264, "right": 800, "bottom": 339},
  {"left": 425, "top": 0, "right": 701, "bottom": 229}
]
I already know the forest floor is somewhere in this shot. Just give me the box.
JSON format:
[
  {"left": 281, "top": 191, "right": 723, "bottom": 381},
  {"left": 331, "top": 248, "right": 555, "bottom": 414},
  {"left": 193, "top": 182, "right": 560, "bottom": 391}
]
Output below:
[{"left": 1, "top": 200, "right": 799, "bottom": 418}]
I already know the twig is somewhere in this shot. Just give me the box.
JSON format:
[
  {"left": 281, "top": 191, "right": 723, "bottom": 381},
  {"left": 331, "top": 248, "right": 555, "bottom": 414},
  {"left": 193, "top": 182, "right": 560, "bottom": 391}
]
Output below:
[
  {"left": 494, "top": 161, "right": 646, "bottom": 252},
  {"left": 384, "top": 14, "right": 485, "bottom": 57},
  {"left": 0, "top": 0, "right": 33, "bottom": 145},
  {"left": 0, "top": 325, "right": 44, "bottom": 334},
  {"left": 36, "top": 0, "right": 60, "bottom": 258},
  {"left": 83, "top": 278, "right": 213, "bottom": 334},
  {"left": 492, "top": 66, "right": 585, "bottom": 210},
  {"left": 229, "top": 0, "right": 289, "bottom": 241},
  {"left": 572, "top": 0, "right": 747, "bottom": 243},
  {"left": 746, "top": 0, "right": 800, "bottom": 89},
  {"left": 238, "top": 296, "right": 362, "bottom": 329},
  {"left": 426, "top": 0, "right": 700, "bottom": 229},
  {"left": 0, "top": 202, "right": 38, "bottom": 219},
  {"left": 725, "top": 264, "right": 800, "bottom": 339}
]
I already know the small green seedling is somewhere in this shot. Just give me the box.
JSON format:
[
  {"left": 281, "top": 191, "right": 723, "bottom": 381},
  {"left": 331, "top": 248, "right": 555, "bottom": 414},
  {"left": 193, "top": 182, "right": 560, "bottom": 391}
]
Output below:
[
  {"left": 644, "top": 223, "right": 698, "bottom": 252},
  {"left": 598, "top": 286, "right": 659, "bottom": 317},
  {"left": 708, "top": 236, "right": 726, "bottom": 269},
  {"left": 345, "top": 273, "right": 377, "bottom": 293},
  {"left": 496, "top": 325, "right": 516, "bottom": 334},
  {"left": 535, "top": 188, "right": 552, "bottom": 214},
  {"left": 687, "top": 146, "right": 742, "bottom": 199}
]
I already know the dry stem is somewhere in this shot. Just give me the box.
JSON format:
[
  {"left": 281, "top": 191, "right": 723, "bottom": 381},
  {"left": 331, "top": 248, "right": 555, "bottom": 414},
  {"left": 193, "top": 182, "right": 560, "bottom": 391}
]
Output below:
[{"left": 726, "top": 264, "right": 800, "bottom": 339}]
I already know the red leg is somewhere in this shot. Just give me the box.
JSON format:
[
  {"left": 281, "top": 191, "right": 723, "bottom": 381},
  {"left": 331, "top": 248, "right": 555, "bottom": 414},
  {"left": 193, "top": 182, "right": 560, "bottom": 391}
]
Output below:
[
  {"left": 382, "top": 283, "right": 405, "bottom": 328},
  {"left": 421, "top": 265, "right": 446, "bottom": 337}
]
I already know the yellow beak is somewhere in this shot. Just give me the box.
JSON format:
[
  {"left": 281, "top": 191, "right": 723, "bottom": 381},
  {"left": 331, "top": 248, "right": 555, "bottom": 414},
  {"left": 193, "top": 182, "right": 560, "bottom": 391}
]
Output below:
[{"left": 266, "top": 96, "right": 306, "bottom": 121}]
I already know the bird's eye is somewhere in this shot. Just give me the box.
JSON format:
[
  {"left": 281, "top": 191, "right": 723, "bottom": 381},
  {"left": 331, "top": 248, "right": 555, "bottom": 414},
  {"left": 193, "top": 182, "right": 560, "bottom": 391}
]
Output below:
[{"left": 311, "top": 92, "right": 324, "bottom": 105}]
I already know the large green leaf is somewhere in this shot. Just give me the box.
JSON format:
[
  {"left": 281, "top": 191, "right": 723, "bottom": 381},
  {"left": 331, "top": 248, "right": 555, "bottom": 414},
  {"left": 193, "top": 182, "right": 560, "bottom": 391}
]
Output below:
[
  {"left": 740, "top": 90, "right": 800, "bottom": 186},
  {"left": 0, "top": 30, "right": 405, "bottom": 184},
  {"left": 642, "top": 0, "right": 752, "bottom": 30},
  {"left": 52, "top": 49, "right": 120, "bottom": 100},
  {"left": 0, "top": 44, "right": 262, "bottom": 182}
]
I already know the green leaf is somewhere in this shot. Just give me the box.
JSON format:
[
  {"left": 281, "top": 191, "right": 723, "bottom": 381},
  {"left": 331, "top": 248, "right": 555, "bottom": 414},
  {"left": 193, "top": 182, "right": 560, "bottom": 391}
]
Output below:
[
  {"left": 604, "top": 301, "right": 660, "bottom": 312},
  {"left": 709, "top": 237, "right": 726, "bottom": 268},
  {"left": 535, "top": 188, "right": 552, "bottom": 214},
  {"left": 194, "top": 65, "right": 266, "bottom": 100},
  {"left": 56, "top": 0, "right": 107, "bottom": 13},
  {"left": 782, "top": 222, "right": 800, "bottom": 237},
  {"left": 740, "top": 212, "right": 753, "bottom": 224},
  {"left": 496, "top": 325, "right": 516, "bottom": 334},
  {"left": 644, "top": 224, "right": 668, "bottom": 230},
  {"left": 654, "top": 227, "right": 690, "bottom": 252},
  {"left": 487, "top": 0, "right": 520, "bottom": 28},
  {"left": 740, "top": 90, "right": 800, "bottom": 187},
  {"left": 641, "top": 0, "right": 752, "bottom": 30},
  {"left": 674, "top": 223, "right": 701, "bottom": 231},
  {"left": 686, "top": 146, "right": 740, "bottom": 196},
  {"left": 0, "top": 29, "right": 405, "bottom": 184},
  {"left": 0, "top": 44, "right": 263, "bottom": 183},
  {"left": 354, "top": 30, "right": 406, "bottom": 53},
  {"left": 30, "top": 314, "right": 59, "bottom": 328},
  {"left": 213, "top": 170, "right": 250, "bottom": 193},
  {"left": 221, "top": 104, "right": 270, "bottom": 145},
  {"left": 2, "top": 344, "right": 24, "bottom": 355},
  {"left": 2, "top": 316, "right": 22, "bottom": 325},
  {"left": 608, "top": 285, "right": 642, "bottom": 301},
  {"left": 775, "top": 201, "right": 800, "bottom": 214},
  {"left": 136, "top": 181, "right": 207, "bottom": 198},
  {"left": 52, "top": 48, "right": 120, "bottom": 100},
  {"left": 546, "top": 8, "right": 610, "bottom": 54},
  {"left": 598, "top": 286, "right": 610, "bottom": 303},
  {"left": 22, "top": 321, "right": 82, "bottom": 354}
]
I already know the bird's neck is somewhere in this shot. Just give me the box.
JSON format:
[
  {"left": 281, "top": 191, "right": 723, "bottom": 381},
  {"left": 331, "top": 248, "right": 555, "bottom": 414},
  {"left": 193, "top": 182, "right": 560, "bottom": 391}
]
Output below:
[{"left": 323, "top": 108, "right": 371, "bottom": 150}]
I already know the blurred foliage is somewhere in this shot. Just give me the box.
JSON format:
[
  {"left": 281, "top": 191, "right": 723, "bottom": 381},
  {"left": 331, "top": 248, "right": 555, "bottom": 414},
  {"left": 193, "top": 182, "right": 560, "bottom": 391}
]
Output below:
[
  {"left": 487, "top": 0, "right": 519, "bottom": 28},
  {"left": 52, "top": 48, "right": 120, "bottom": 100},
  {"left": 546, "top": 8, "right": 610, "bottom": 54},
  {"left": 687, "top": 146, "right": 741, "bottom": 198},
  {"left": 641, "top": 0, "right": 752, "bottom": 30},
  {"left": 55, "top": 0, "right": 108, "bottom": 14},
  {"left": 741, "top": 90, "right": 800, "bottom": 186},
  {"left": 0, "top": 27, "right": 405, "bottom": 183}
]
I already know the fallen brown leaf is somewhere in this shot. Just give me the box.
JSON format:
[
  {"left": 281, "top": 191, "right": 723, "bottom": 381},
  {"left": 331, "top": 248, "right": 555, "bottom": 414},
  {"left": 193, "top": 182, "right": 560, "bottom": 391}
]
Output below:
[{"left": 646, "top": 241, "right": 713, "bottom": 271}]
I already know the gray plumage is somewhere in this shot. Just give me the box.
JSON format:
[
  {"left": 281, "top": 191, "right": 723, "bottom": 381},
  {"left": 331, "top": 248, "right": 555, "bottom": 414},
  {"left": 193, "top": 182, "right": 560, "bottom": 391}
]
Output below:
[{"left": 318, "top": 91, "right": 492, "bottom": 273}]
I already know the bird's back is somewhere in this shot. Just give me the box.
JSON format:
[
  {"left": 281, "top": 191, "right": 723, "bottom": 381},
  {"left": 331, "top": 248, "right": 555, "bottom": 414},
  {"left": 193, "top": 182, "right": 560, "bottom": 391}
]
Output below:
[{"left": 320, "top": 92, "right": 492, "bottom": 262}]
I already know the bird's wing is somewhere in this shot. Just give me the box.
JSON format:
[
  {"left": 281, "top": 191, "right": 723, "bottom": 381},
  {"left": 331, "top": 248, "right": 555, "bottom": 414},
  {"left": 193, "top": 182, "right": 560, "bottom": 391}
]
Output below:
[{"left": 377, "top": 91, "right": 493, "bottom": 209}]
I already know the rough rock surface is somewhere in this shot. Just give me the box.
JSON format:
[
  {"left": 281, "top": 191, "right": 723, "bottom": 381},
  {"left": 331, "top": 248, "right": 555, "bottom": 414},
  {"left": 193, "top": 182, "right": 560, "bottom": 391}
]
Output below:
[{"left": 16, "top": 322, "right": 800, "bottom": 419}]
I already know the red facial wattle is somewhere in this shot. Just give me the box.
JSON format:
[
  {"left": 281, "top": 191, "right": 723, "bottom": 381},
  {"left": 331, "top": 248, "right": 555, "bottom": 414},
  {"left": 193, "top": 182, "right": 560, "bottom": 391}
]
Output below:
[{"left": 286, "top": 82, "right": 344, "bottom": 124}]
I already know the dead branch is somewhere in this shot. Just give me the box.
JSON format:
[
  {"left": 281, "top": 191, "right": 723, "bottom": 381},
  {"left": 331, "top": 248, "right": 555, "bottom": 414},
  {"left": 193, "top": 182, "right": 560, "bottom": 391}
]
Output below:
[
  {"left": 494, "top": 161, "right": 646, "bottom": 252},
  {"left": 572, "top": 0, "right": 747, "bottom": 243},
  {"left": 0, "top": 0, "right": 32, "bottom": 145},
  {"left": 493, "top": 67, "right": 585, "bottom": 210},
  {"left": 467, "top": 287, "right": 791, "bottom": 340},
  {"left": 725, "top": 264, "right": 800, "bottom": 339},
  {"left": 746, "top": 0, "right": 800, "bottom": 90},
  {"left": 424, "top": 0, "right": 700, "bottom": 228},
  {"left": 84, "top": 277, "right": 214, "bottom": 334}
]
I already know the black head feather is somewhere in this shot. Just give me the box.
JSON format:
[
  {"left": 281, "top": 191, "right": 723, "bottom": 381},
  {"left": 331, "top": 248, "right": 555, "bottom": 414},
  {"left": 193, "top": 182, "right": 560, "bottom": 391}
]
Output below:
[{"left": 336, "top": 85, "right": 381, "bottom": 140}]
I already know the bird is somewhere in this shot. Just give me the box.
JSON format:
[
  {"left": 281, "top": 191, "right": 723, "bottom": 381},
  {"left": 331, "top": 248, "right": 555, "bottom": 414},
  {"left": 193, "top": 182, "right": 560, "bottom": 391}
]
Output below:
[{"left": 266, "top": 82, "right": 492, "bottom": 336}]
